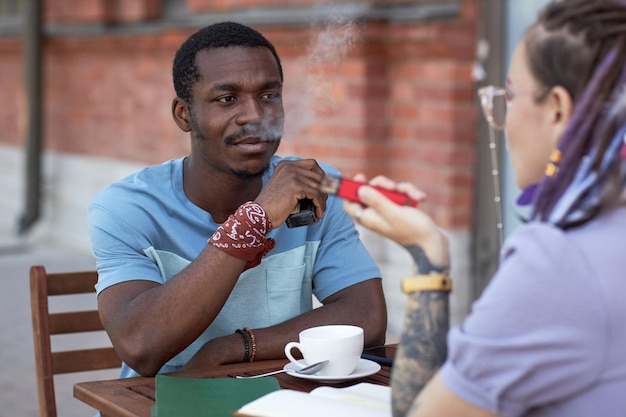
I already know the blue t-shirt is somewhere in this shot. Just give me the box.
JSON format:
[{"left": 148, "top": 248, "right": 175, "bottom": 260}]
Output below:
[
  {"left": 441, "top": 206, "right": 626, "bottom": 416},
  {"left": 88, "top": 155, "right": 381, "bottom": 378}
]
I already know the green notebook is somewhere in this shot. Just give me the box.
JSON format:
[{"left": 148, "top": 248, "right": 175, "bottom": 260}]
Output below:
[{"left": 152, "top": 375, "right": 281, "bottom": 417}]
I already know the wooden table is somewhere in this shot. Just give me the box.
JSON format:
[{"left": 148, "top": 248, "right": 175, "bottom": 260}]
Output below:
[{"left": 74, "top": 359, "right": 392, "bottom": 417}]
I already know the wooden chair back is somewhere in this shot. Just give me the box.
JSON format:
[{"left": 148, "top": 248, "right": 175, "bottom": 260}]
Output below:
[{"left": 29, "top": 265, "right": 121, "bottom": 417}]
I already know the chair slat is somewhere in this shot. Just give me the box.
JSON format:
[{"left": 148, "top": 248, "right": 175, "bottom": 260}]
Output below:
[
  {"left": 49, "top": 310, "right": 104, "bottom": 334},
  {"left": 52, "top": 347, "right": 121, "bottom": 374},
  {"left": 47, "top": 271, "right": 98, "bottom": 296}
]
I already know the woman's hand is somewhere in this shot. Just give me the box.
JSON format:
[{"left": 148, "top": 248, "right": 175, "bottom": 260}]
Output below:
[{"left": 343, "top": 174, "right": 450, "bottom": 270}]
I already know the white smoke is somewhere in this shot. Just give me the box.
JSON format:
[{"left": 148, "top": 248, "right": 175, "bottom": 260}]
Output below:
[{"left": 283, "top": 6, "right": 360, "bottom": 140}]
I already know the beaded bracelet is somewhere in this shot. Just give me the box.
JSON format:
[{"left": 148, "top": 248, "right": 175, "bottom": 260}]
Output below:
[
  {"left": 243, "top": 327, "right": 257, "bottom": 362},
  {"left": 235, "top": 329, "right": 250, "bottom": 362}
]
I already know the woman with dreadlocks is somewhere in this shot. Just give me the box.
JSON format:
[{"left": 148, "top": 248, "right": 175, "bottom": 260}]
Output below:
[{"left": 344, "top": 0, "right": 626, "bottom": 416}]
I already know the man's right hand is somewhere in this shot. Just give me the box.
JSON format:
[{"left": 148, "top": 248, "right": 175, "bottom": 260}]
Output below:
[{"left": 254, "top": 159, "right": 328, "bottom": 228}]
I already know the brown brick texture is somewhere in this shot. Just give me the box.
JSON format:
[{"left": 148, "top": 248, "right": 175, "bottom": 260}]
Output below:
[{"left": 0, "top": 0, "right": 479, "bottom": 229}]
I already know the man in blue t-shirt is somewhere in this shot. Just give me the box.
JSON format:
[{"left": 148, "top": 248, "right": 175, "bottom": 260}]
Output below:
[{"left": 88, "top": 22, "right": 386, "bottom": 378}]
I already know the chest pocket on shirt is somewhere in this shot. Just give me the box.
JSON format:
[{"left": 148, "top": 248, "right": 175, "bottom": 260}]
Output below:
[{"left": 265, "top": 263, "right": 309, "bottom": 324}]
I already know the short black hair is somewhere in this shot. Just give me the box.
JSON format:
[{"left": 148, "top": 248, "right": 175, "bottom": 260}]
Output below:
[{"left": 172, "top": 21, "right": 284, "bottom": 103}]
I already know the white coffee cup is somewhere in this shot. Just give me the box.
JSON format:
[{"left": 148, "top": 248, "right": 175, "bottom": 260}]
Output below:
[{"left": 284, "top": 325, "right": 364, "bottom": 377}]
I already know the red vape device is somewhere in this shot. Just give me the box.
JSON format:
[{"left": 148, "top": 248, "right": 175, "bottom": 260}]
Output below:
[{"left": 320, "top": 175, "right": 419, "bottom": 207}]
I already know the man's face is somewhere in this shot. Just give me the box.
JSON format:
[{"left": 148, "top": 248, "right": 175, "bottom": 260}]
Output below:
[{"left": 187, "top": 46, "right": 284, "bottom": 180}]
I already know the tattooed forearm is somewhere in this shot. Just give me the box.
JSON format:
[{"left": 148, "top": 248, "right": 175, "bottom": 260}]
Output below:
[
  {"left": 391, "top": 290, "right": 449, "bottom": 417},
  {"left": 404, "top": 244, "right": 449, "bottom": 274}
]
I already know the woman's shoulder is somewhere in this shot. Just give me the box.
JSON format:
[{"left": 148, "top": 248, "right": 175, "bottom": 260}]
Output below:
[{"left": 506, "top": 206, "right": 626, "bottom": 258}]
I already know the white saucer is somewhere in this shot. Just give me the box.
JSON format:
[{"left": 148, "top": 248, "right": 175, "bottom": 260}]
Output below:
[{"left": 284, "top": 358, "right": 381, "bottom": 382}]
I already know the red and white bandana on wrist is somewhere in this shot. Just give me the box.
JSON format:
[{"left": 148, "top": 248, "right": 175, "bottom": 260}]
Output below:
[{"left": 209, "top": 201, "right": 276, "bottom": 271}]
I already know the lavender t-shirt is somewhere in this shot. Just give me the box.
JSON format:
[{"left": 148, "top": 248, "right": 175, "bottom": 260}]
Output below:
[{"left": 441, "top": 206, "right": 626, "bottom": 416}]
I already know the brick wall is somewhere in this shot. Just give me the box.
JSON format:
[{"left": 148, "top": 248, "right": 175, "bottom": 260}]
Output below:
[
  {"left": 0, "top": 38, "right": 22, "bottom": 148},
  {"left": 45, "top": 0, "right": 160, "bottom": 24},
  {"left": 43, "top": 32, "right": 189, "bottom": 163},
  {"left": 0, "top": 0, "right": 479, "bottom": 231}
]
